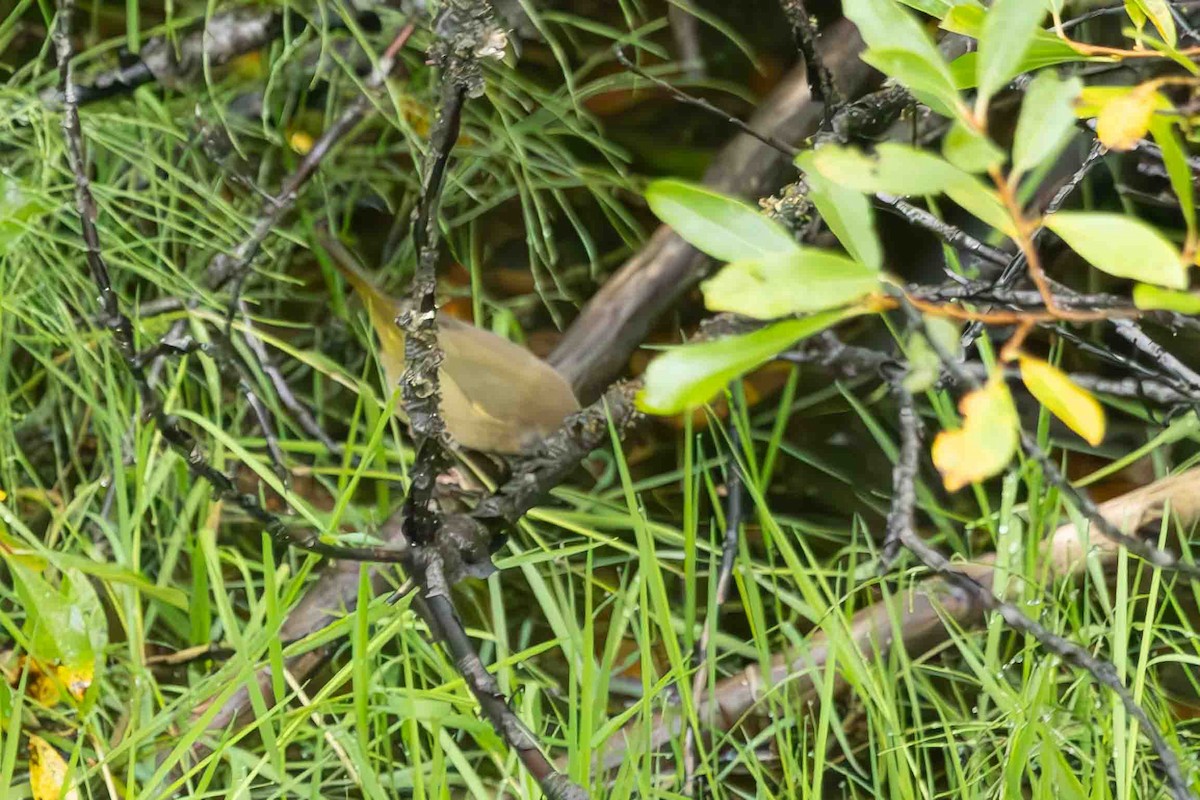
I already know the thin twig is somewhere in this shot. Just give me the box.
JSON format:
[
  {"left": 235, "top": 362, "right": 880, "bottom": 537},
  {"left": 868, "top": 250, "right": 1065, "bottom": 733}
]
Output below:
[
  {"left": 874, "top": 193, "right": 1012, "bottom": 266},
  {"left": 190, "top": 24, "right": 415, "bottom": 467},
  {"left": 417, "top": 592, "right": 584, "bottom": 797},
  {"left": 880, "top": 384, "right": 920, "bottom": 570},
  {"left": 387, "top": 5, "right": 586, "bottom": 796},
  {"left": 1018, "top": 430, "right": 1200, "bottom": 578},
  {"left": 236, "top": 301, "right": 344, "bottom": 456},
  {"left": 986, "top": 139, "right": 1107, "bottom": 294},
  {"left": 53, "top": 2, "right": 412, "bottom": 564},
  {"left": 895, "top": 291, "right": 1200, "bottom": 580},
  {"left": 780, "top": 0, "right": 841, "bottom": 110},
  {"left": 1110, "top": 319, "right": 1200, "bottom": 393},
  {"left": 397, "top": 78, "right": 465, "bottom": 549},
  {"left": 613, "top": 46, "right": 802, "bottom": 158},
  {"left": 887, "top": 384, "right": 1195, "bottom": 800},
  {"left": 208, "top": 22, "right": 415, "bottom": 291},
  {"left": 43, "top": 8, "right": 285, "bottom": 107}
]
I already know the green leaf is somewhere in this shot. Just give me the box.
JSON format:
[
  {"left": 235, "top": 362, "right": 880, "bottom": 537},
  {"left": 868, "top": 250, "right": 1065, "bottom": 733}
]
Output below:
[
  {"left": 1132, "top": 283, "right": 1200, "bottom": 313},
  {"left": 645, "top": 179, "right": 798, "bottom": 262},
  {"left": 7, "top": 561, "right": 106, "bottom": 670},
  {"left": 49, "top": 552, "right": 189, "bottom": 610},
  {"left": 795, "top": 151, "right": 882, "bottom": 270},
  {"left": 943, "top": 120, "right": 1005, "bottom": 173},
  {"left": 1012, "top": 72, "right": 1083, "bottom": 177},
  {"left": 1038, "top": 735, "right": 1090, "bottom": 800},
  {"left": 1130, "top": 0, "right": 1177, "bottom": 47},
  {"left": 0, "top": 176, "right": 53, "bottom": 248},
  {"left": 812, "top": 144, "right": 1014, "bottom": 235},
  {"left": 903, "top": 333, "right": 941, "bottom": 393},
  {"left": 844, "top": 0, "right": 951, "bottom": 69},
  {"left": 812, "top": 144, "right": 960, "bottom": 195},
  {"left": 944, "top": 7, "right": 1089, "bottom": 89},
  {"left": 1148, "top": 114, "right": 1196, "bottom": 239},
  {"left": 903, "top": 316, "right": 962, "bottom": 393},
  {"left": 976, "top": 0, "right": 1047, "bottom": 102},
  {"left": 896, "top": 0, "right": 981, "bottom": 16},
  {"left": 862, "top": 48, "right": 963, "bottom": 119},
  {"left": 636, "top": 308, "right": 866, "bottom": 415},
  {"left": 1045, "top": 211, "right": 1187, "bottom": 288},
  {"left": 943, "top": 177, "right": 1015, "bottom": 236},
  {"left": 701, "top": 249, "right": 882, "bottom": 318}
]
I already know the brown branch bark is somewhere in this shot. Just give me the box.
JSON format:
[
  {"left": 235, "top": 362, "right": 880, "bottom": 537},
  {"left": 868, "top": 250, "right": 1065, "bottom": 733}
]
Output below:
[
  {"left": 547, "top": 18, "right": 877, "bottom": 404},
  {"left": 186, "top": 13, "right": 877, "bottom": 782}
]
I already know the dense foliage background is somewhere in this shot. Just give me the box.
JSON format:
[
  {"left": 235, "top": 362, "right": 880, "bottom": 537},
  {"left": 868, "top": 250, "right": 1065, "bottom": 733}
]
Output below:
[{"left": 5, "top": 0, "right": 1200, "bottom": 798}]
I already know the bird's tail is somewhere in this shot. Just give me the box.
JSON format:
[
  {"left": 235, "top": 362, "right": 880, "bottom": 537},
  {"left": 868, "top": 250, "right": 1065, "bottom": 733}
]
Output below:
[{"left": 315, "top": 231, "right": 408, "bottom": 361}]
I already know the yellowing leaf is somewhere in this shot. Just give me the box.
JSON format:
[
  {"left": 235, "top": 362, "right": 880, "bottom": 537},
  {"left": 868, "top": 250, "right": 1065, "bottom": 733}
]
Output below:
[
  {"left": 53, "top": 662, "right": 92, "bottom": 703},
  {"left": 1075, "top": 86, "right": 1140, "bottom": 117},
  {"left": 1019, "top": 356, "right": 1106, "bottom": 446},
  {"left": 1130, "top": 0, "right": 1177, "bottom": 47},
  {"left": 1095, "top": 84, "right": 1160, "bottom": 150},
  {"left": 28, "top": 735, "right": 79, "bottom": 800},
  {"left": 0, "top": 488, "right": 6, "bottom": 501},
  {"left": 931, "top": 376, "right": 1019, "bottom": 492},
  {"left": 288, "top": 130, "right": 315, "bottom": 155},
  {"left": 26, "top": 659, "right": 64, "bottom": 706}
]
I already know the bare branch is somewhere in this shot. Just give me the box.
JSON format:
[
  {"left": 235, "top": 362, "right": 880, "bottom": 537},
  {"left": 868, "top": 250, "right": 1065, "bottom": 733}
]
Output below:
[
  {"left": 780, "top": 0, "right": 841, "bottom": 110},
  {"left": 54, "top": 1, "right": 413, "bottom": 564}
]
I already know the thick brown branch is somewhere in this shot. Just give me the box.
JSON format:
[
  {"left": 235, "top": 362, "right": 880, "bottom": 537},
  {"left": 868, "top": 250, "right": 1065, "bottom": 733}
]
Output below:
[
  {"left": 591, "top": 467, "right": 1200, "bottom": 772},
  {"left": 548, "top": 18, "right": 878, "bottom": 403}
]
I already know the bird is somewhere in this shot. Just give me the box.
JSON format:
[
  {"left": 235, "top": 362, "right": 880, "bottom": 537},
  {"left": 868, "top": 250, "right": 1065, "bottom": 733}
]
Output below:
[{"left": 318, "top": 234, "right": 580, "bottom": 455}]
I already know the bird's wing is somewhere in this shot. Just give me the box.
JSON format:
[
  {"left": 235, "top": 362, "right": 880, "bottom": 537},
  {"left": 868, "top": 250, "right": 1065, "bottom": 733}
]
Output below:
[{"left": 438, "top": 315, "right": 580, "bottom": 446}]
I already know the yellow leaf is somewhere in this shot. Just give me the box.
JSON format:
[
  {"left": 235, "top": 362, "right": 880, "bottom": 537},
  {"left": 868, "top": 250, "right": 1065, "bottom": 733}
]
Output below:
[
  {"left": 1019, "top": 356, "right": 1106, "bottom": 446},
  {"left": 931, "top": 376, "right": 1019, "bottom": 492},
  {"left": 28, "top": 735, "right": 79, "bottom": 800},
  {"left": 0, "top": 488, "right": 6, "bottom": 501},
  {"left": 287, "top": 130, "right": 315, "bottom": 155},
  {"left": 27, "top": 661, "right": 62, "bottom": 707},
  {"left": 55, "top": 663, "right": 92, "bottom": 703},
  {"left": 1075, "top": 86, "right": 1130, "bottom": 118},
  {"left": 1095, "top": 84, "right": 1162, "bottom": 151}
]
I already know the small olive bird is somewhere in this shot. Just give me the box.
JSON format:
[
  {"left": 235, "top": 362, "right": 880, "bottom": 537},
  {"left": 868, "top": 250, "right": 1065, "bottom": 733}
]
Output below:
[{"left": 318, "top": 235, "right": 580, "bottom": 455}]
